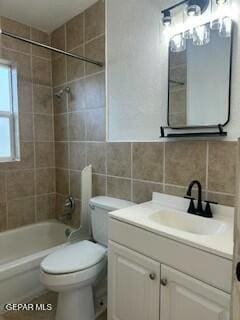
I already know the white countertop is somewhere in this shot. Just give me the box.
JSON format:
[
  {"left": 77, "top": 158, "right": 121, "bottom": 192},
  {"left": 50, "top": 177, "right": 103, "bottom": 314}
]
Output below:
[{"left": 109, "top": 193, "right": 234, "bottom": 260}]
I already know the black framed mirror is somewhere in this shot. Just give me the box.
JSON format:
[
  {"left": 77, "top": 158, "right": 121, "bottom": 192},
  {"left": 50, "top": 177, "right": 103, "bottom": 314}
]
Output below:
[{"left": 167, "top": 21, "right": 233, "bottom": 129}]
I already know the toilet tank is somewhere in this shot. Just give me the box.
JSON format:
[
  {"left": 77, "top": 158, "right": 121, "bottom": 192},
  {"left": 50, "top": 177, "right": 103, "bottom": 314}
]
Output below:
[{"left": 89, "top": 196, "right": 134, "bottom": 246}]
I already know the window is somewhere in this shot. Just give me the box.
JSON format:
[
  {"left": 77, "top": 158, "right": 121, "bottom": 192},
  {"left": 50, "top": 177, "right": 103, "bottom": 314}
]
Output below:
[{"left": 0, "top": 60, "right": 19, "bottom": 162}]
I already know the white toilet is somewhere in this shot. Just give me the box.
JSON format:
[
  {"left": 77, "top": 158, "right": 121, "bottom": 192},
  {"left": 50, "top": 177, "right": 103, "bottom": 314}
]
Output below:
[{"left": 40, "top": 196, "right": 134, "bottom": 320}]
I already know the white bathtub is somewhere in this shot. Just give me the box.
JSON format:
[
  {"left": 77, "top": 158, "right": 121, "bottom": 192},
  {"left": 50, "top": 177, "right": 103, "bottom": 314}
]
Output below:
[{"left": 0, "top": 221, "right": 72, "bottom": 313}]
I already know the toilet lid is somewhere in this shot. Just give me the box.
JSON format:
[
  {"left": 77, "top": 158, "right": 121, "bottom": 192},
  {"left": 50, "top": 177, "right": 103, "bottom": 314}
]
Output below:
[{"left": 41, "top": 240, "right": 107, "bottom": 274}]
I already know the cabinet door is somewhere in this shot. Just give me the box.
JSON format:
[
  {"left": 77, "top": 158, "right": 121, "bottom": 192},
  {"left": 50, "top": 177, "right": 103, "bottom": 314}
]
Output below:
[
  {"left": 108, "top": 241, "right": 160, "bottom": 320},
  {"left": 160, "top": 265, "right": 230, "bottom": 320}
]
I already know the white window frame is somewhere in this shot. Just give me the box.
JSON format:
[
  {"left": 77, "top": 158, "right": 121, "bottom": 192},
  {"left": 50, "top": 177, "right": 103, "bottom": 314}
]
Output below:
[{"left": 0, "top": 60, "right": 19, "bottom": 162}]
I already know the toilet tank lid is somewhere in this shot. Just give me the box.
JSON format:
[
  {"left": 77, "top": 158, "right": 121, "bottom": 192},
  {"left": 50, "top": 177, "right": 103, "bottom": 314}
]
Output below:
[{"left": 89, "top": 196, "right": 135, "bottom": 211}]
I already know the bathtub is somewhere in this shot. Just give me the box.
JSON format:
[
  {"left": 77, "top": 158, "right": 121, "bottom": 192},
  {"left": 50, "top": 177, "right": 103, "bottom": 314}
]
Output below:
[{"left": 0, "top": 221, "right": 72, "bottom": 313}]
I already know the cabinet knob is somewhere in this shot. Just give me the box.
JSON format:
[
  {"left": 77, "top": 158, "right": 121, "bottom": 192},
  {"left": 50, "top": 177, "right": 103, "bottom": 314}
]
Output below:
[
  {"left": 149, "top": 272, "right": 156, "bottom": 280},
  {"left": 160, "top": 278, "right": 168, "bottom": 286}
]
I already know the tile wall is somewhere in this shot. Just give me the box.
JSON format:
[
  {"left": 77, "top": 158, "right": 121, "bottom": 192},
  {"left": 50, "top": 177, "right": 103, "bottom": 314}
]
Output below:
[{"left": 0, "top": 17, "right": 56, "bottom": 231}]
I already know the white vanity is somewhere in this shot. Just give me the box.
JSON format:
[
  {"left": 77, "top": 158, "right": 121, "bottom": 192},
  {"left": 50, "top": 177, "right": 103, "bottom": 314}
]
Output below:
[{"left": 107, "top": 193, "right": 234, "bottom": 320}]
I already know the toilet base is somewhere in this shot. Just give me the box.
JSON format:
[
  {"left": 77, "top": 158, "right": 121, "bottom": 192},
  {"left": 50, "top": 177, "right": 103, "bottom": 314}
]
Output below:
[{"left": 56, "top": 286, "right": 95, "bottom": 320}]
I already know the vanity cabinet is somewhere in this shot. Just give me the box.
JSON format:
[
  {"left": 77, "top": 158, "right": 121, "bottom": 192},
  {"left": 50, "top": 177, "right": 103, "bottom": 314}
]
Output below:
[
  {"left": 160, "top": 265, "right": 230, "bottom": 320},
  {"left": 108, "top": 241, "right": 230, "bottom": 320},
  {"left": 108, "top": 241, "right": 160, "bottom": 320}
]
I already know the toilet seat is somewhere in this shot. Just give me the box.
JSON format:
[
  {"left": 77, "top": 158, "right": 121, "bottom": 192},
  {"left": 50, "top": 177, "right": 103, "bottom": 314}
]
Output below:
[{"left": 41, "top": 240, "right": 107, "bottom": 275}]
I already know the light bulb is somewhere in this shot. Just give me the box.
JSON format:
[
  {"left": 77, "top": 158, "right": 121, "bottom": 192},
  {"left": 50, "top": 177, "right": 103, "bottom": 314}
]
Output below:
[{"left": 162, "top": 11, "right": 172, "bottom": 27}]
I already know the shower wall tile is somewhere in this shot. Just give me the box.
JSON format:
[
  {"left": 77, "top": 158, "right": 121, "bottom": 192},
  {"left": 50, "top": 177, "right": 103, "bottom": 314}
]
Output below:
[
  {"left": 0, "top": 17, "right": 55, "bottom": 231},
  {"left": 69, "top": 111, "right": 86, "bottom": 141},
  {"left": 107, "top": 176, "right": 131, "bottom": 201},
  {"left": 85, "top": 0, "right": 105, "bottom": 41},
  {"left": 7, "top": 197, "right": 35, "bottom": 229},
  {"left": 1, "top": 48, "right": 31, "bottom": 81},
  {"left": 55, "top": 142, "right": 69, "bottom": 169},
  {"left": 52, "top": 56, "right": 66, "bottom": 86},
  {"left": 34, "top": 114, "right": 54, "bottom": 141},
  {"left": 86, "top": 142, "right": 106, "bottom": 174},
  {"left": 85, "top": 35, "right": 105, "bottom": 75},
  {"left": 67, "top": 46, "right": 85, "bottom": 81},
  {"left": 32, "top": 57, "right": 52, "bottom": 86},
  {"left": 31, "top": 27, "right": 51, "bottom": 60},
  {"left": 0, "top": 203, "right": 7, "bottom": 231},
  {"left": 51, "top": 25, "right": 66, "bottom": 60},
  {"left": 35, "top": 142, "right": 55, "bottom": 168},
  {"left": 84, "top": 72, "right": 105, "bottom": 109},
  {"left": 85, "top": 108, "right": 105, "bottom": 141},
  {"left": 68, "top": 79, "right": 85, "bottom": 111},
  {"left": 70, "top": 170, "right": 82, "bottom": 200},
  {"left": 56, "top": 169, "right": 69, "bottom": 195},
  {"left": 6, "top": 170, "right": 35, "bottom": 200},
  {"left": 66, "top": 13, "right": 84, "bottom": 50},
  {"left": 1, "top": 16, "right": 31, "bottom": 53},
  {"left": 107, "top": 143, "right": 131, "bottom": 178},
  {"left": 33, "top": 85, "right": 53, "bottom": 114},
  {"left": 69, "top": 142, "right": 86, "bottom": 171},
  {"left": 54, "top": 114, "right": 69, "bottom": 141},
  {"left": 93, "top": 174, "right": 106, "bottom": 196},
  {"left": 53, "top": 85, "right": 68, "bottom": 114},
  {"left": 36, "top": 194, "right": 56, "bottom": 221}
]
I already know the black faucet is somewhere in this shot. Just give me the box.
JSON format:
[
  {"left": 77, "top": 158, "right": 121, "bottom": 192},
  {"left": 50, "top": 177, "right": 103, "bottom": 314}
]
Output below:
[
  {"left": 186, "top": 180, "right": 204, "bottom": 215},
  {"left": 185, "top": 180, "right": 217, "bottom": 218}
]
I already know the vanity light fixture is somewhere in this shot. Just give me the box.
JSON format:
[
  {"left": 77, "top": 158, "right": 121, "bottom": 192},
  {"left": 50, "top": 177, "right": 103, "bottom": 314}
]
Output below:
[
  {"left": 162, "top": 11, "right": 172, "bottom": 26},
  {"left": 216, "top": 0, "right": 228, "bottom": 6},
  {"left": 187, "top": 0, "right": 202, "bottom": 16}
]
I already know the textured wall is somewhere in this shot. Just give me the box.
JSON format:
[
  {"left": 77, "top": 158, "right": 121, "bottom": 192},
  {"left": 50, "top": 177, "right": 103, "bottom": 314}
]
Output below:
[{"left": 0, "top": 16, "right": 56, "bottom": 231}]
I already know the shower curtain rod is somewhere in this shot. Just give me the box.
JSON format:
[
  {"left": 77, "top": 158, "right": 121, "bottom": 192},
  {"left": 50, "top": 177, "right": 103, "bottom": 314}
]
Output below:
[{"left": 0, "top": 29, "right": 104, "bottom": 67}]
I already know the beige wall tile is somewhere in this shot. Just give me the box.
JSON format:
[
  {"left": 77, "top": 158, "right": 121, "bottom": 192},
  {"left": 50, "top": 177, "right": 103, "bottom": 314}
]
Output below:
[
  {"left": 32, "top": 57, "right": 52, "bottom": 86},
  {"left": 52, "top": 56, "right": 66, "bottom": 87},
  {"left": 93, "top": 174, "right": 106, "bottom": 196},
  {"left": 56, "top": 169, "right": 69, "bottom": 195},
  {"left": 1, "top": 48, "right": 31, "bottom": 81},
  {"left": 8, "top": 197, "right": 35, "bottom": 229},
  {"left": 67, "top": 46, "right": 85, "bottom": 81},
  {"left": 1, "top": 17, "right": 30, "bottom": 53},
  {"left": 33, "top": 85, "right": 53, "bottom": 114},
  {"left": 35, "top": 142, "right": 55, "bottom": 168},
  {"left": 70, "top": 170, "right": 81, "bottom": 199},
  {"left": 87, "top": 143, "right": 106, "bottom": 174},
  {"left": 53, "top": 85, "right": 68, "bottom": 114},
  {"left": 36, "top": 194, "right": 56, "bottom": 222},
  {"left": 69, "top": 111, "right": 86, "bottom": 141},
  {"left": 85, "top": 0, "right": 105, "bottom": 41},
  {"left": 51, "top": 25, "right": 66, "bottom": 59},
  {"left": 107, "top": 176, "right": 131, "bottom": 201},
  {"left": 107, "top": 143, "right": 131, "bottom": 177},
  {"left": 85, "top": 35, "right": 105, "bottom": 75},
  {"left": 31, "top": 28, "right": 51, "bottom": 59},
  {"left": 85, "top": 72, "right": 105, "bottom": 109},
  {"left": 55, "top": 142, "right": 69, "bottom": 169},
  {"left": 6, "top": 170, "right": 35, "bottom": 200},
  {"left": 0, "top": 173, "right": 6, "bottom": 203},
  {"left": 208, "top": 141, "right": 237, "bottom": 194},
  {"left": 18, "top": 80, "right": 33, "bottom": 113},
  {"left": 68, "top": 79, "right": 85, "bottom": 112},
  {"left": 36, "top": 168, "right": 55, "bottom": 194},
  {"left": 133, "top": 142, "right": 164, "bottom": 182},
  {"left": 66, "top": 13, "right": 84, "bottom": 50},
  {"left": 133, "top": 181, "right": 163, "bottom": 204},
  {"left": 19, "top": 113, "right": 33, "bottom": 141},
  {"left": 207, "top": 192, "right": 235, "bottom": 207},
  {"left": 85, "top": 108, "right": 105, "bottom": 141},
  {"left": 54, "top": 114, "right": 69, "bottom": 141},
  {"left": 69, "top": 142, "right": 86, "bottom": 170},
  {"left": 165, "top": 141, "right": 207, "bottom": 187},
  {"left": 69, "top": 198, "right": 81, "bottom": 228},
  {"left": 0, "top": 202, "right": 7, "bottom": 231},
  {"left": 34, "top": 114, "right": 54, "bottom": 141}
]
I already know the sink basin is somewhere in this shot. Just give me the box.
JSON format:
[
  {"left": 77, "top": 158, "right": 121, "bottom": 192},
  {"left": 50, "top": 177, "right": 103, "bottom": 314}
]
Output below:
[{"left": 149, "top": 210, "right": 226, "bottom": 235}]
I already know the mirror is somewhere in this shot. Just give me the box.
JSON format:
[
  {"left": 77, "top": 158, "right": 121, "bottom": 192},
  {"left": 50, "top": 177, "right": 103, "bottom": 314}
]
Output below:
[{"left": 168, "top": 22, "right": 232, "bottom": 128}]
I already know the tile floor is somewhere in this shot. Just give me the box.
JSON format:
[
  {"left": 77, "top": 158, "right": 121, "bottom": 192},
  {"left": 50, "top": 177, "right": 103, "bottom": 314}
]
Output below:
[{"left": 0, "top": 292, "right": 107, "bottom": 320}]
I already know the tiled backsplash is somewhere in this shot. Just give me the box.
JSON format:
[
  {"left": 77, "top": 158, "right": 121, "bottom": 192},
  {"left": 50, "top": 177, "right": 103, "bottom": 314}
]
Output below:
[{"left": 0, "top": 0, "right": 237, "bottom": 233}]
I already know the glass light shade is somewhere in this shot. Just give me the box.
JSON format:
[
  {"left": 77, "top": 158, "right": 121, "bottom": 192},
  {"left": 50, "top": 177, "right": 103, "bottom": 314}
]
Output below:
[
  {"left": 183, "top": 28, "right": 194, "bottom": 39},
  {"left": 219, "top": 16, "right": 232, "bottom": 37},
  {"left": 210, "top": 18, "right": 222, "bottom": 30},
  {"left": 170, "top": 34, "right": 186, "bottom": 52},
  {"left": 193, "top": 24, "right": 210, "bottom": 46},
  {"left": 187, "top": 4, "right": 201, "bottom": 16}
]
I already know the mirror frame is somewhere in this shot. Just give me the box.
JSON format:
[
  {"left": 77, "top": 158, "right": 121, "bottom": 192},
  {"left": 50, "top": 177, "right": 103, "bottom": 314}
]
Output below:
[{"left": 167, "top": 22, "right": 234, "bottom": 130}]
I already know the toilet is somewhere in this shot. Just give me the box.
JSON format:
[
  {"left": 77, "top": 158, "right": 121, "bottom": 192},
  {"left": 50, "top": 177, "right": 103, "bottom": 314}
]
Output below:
[{"left": 40, "top": 196, "right": 134, "bottom": 320}]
